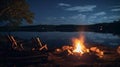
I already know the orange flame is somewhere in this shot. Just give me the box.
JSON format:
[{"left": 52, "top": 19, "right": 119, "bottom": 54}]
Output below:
[
  {"left": 72, "top": 36, "right": 87, "bottom": 55},
  {"left": 57, "top": 35, "right": 104, "bottom": 58}
]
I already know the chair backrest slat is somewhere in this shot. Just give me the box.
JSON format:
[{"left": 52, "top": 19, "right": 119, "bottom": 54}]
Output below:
[
  {"left": 11, "top": 36, "right": 17, "bottom": 46},
  {"left": 36, "top": 37, "right": 42, "bottom": 47},
  {"left": 8, "top": 35, "right": 17, "bottom": 48}
]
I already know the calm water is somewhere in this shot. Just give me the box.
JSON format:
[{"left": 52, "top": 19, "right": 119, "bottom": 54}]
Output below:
[{"left": 1, "top": 32, "right": 120, "bottom": 48}]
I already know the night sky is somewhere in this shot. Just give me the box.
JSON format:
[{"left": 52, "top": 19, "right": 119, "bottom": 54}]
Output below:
[{"left": 26, "top": 0, "right": 120, "bottom": 25}]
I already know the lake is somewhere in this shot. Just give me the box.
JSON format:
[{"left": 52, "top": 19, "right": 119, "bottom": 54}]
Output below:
[{"left": 1, "top": 31, "right": 120, "bottom": 48}]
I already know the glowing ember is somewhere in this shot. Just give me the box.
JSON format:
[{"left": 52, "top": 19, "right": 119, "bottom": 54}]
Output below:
[{"left": 90, "top": 47, "right": 104, "bottom": 58}]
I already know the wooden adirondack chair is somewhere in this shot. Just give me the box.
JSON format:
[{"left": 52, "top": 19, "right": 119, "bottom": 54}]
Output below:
[
  {"left": 33, "top": 37, "right": 48, "bottom": 51},
  {"left": 8, "top": 35, "right": 24, "bottom": 51}
]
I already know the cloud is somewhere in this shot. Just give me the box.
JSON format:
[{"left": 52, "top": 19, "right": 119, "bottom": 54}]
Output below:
[
  {"left": 60, "top": 17, "right": 66, "bottom": 19},
  {"left": 108, "top": 15, "right": 120, "bottom": 20},
  {"left": 68, "top": 14, "right": 86, "bottom": 24},
  {"left": 47, "top": 17, "right": 57, "bottom": 20},
  {"left": 45, "top": 12, "right": 120, "bottom": 25},
  {"left": 69, "top": 14, "right": 86, "bottom": 20},
  {"left": 65, "top": 5, "right": 96, "bottom": 12},
  {"left": 94, "top": 12, "right": 106, "bottom": 16},
  {"left": 87, "top": 12, "right": 106, "bottom": 23},
  {"left": 58, "top": 3, "right": 71, "bottom": 7},
  {"left": 46, "top": 14, "right": 88, "bottom": 24},
  {"left": 67, "top": 13, "right": 107, "bottom": 24},
  {"left": 112, "top": 5, "right": 120, "bottom": 8},
  {"left": 111, "top": 8, "right": 120, "bottom": 11},
  {"left": 93, "top": 15, "right": 120, "bottom": 23}
]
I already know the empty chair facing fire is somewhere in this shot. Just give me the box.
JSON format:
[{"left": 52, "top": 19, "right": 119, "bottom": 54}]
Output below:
[
  {"left": 32, "top": 37, "right": 48, "bottom": 51},
  {"left": 8, "top": 35, "right": 24, "bottom": 51}
]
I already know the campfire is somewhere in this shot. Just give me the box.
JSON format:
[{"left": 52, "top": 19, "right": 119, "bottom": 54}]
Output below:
[
  {"left": 72, "top": 36, "right": 89, "bottom": 55},
  {"left": 55, "top": 35, "right": 104, "bottom": 58}
]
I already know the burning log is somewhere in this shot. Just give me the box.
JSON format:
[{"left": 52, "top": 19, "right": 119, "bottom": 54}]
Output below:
[
  {"left": 62, "top": 45, "right": 73, "bottom": 51},
  {"left": 67, "top": 49, "right": 73, "bottom": 55},
  {"left": 90, "top": 47, "right": 104, "bottom": 58},
  {"left": 55, "top": 36, "right": 104, "bottom": 59}
]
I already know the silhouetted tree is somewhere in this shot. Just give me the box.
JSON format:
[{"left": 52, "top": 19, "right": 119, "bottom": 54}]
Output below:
[{"left": 0, "top": 0, "right": 34, "bottom": 26}]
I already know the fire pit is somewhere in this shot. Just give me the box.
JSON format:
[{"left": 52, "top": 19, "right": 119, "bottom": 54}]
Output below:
[{"left": 54, "top": 35, "right": 104, "bottom": 62}]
